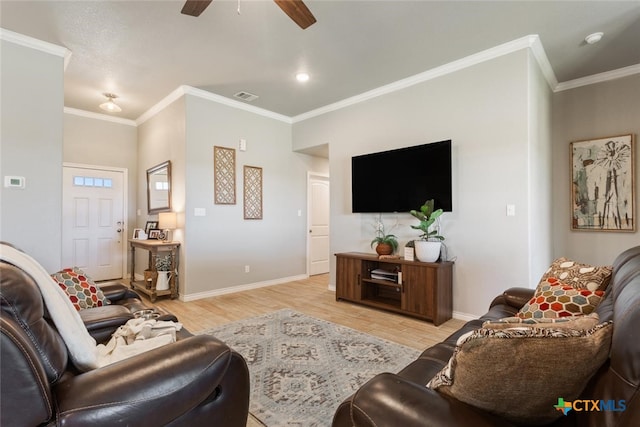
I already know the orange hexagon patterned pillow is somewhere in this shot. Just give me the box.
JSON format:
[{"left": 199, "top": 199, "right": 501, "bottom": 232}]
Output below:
[
  {"left": 517, "top": 278, "right": 605, "bottom": 319},
  {"left": 51, "top": 267, "right": 110, "bottom": 311},
  {"left": 539, "top": 257, "right": 612, "bottom": 291}
]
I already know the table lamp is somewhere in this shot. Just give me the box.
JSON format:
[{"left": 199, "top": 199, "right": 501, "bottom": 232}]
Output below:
[{"left": 158, "top": 212, "right": 177, "bottom": 242}]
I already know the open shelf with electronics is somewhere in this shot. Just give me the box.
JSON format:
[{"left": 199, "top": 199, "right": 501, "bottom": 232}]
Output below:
[{"left": 335, "top": 252, "right": 453, "bottom": 325}]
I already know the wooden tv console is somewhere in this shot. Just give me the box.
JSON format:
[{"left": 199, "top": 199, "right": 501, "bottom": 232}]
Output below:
[{"left": 335, "top": 252, "right": 453, "bottom": 325}]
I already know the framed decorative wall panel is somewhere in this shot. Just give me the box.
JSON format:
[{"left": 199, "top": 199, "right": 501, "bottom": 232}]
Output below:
[
  {"left": 244, "top": 165, "right": 263, "bottom": 220},
  {"left": 214, "top": 146, "right": 236, "bottom": 204},
  {"left": 571, "top": 134, "right": 635, "bottom": 232}
]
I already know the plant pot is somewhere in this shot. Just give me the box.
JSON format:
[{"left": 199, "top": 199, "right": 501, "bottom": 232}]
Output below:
[
  {"left": 414, "top": 240, "right": 441, "bottom": 262},
  {"left": 156, "top": 271, "right": 171, "bottom": 291},
  {"left": 375, "top": 243, "right": 393, "bottom": 256}
]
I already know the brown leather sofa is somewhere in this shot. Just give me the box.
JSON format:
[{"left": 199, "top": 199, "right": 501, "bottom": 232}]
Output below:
[
  {"left": 0, "top": 260, "right": 250, "bottom": 427},
  {"left": 333, "top": 246, "right": 640, "bottom": 427}
]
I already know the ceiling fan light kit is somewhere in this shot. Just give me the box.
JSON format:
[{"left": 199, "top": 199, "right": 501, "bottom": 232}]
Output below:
[
  {"left": 99, "top": 93, "right": 122, "bottom": 113},
  {"left": 181, "top": 0, "right": 316, "bottom": 29}
]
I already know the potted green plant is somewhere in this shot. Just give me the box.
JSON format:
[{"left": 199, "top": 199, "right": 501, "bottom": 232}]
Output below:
[
  {"left": 410, "top": 199, "right": 444, "bottom": 262},
  {"left": 370, "top": 219, "right": 398, "bottom": 256}
]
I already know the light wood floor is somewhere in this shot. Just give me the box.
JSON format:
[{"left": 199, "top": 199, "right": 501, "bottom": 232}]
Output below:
[{"left": 153, "top": 274, "right": 465, "bottom": 350}]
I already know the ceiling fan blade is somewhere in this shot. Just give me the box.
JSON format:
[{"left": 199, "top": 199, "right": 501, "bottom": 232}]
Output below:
[
  {"left": 181, "top": 0, "right": 213, "bottom": 17},
  {"left": 273, "top": 0, "right": 316, "bottom": 29}
]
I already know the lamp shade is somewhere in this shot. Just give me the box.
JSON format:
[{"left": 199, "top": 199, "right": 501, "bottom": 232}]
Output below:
[{"left": 158, "top": 212, "right": 177, "bottom": 230}]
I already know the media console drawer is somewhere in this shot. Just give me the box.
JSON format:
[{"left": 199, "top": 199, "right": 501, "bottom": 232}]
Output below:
[{"left": 335, "top": 252, "right": 453, "bottom": 326}]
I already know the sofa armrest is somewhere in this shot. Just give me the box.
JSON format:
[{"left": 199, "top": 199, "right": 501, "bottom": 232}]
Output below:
[
  {"left": 489, "top": 287, "right": 534, "bottom": 310},
  {"left": 54, "top": 335, "right": 244, "bottom": 426},
  {"left": 99, "top": 282, "right": 141, "bottom": 302},
  {"left": 347, "top": 373, "right": 514, "bottom": 427}
]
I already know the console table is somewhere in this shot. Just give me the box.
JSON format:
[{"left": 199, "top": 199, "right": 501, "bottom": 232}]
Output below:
[
  {"left": 335, "top": 252, "right": 453, "bottom": 325},
  {"left": 129, "top": 239, "right": 180, "bottom": 302}
]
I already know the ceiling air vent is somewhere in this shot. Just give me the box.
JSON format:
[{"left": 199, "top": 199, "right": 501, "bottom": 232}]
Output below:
[{"left": 234, "top": 91, "right": 259, "bottom": 102}]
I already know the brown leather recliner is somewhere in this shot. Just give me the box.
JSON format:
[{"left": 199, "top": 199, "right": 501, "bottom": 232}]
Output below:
[
  {"left": 333, "top": 246, "right": 640, "bottom": 427},
  {"left": 0, "top": 261, "right": 250, "bottom": 426}
]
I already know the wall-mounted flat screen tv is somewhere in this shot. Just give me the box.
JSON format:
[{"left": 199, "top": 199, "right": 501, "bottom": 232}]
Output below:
[{"left": 351, "top": 139, "right": 452, "bottom": 213}]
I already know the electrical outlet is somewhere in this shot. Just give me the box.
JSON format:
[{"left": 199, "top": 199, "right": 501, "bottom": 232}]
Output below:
[{"left": 244, "top": 265, "right": 250, "bottom": 273}]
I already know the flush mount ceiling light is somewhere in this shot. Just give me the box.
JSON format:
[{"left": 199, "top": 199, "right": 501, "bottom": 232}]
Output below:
[
  {"left": 99, "top": 93, "right": 122, "bottom": 113},
  {"left": 296, "top": 72, "right": 310, "bottom": 82},
  {"left": 585, "top": 32, "right": 604, "bottom": 45}
]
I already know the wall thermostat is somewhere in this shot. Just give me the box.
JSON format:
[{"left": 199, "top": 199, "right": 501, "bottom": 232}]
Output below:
[{"left": 4, "top": 176, "right": 26, "bottom": 189}]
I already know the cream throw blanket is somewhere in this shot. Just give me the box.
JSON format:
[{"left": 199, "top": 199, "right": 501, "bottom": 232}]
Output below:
[{"left": 0, "top": 243, "right": 181, "bottom": 371}]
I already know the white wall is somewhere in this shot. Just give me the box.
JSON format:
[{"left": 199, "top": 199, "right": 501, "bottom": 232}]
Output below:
[
  {"left": 293, "top": 50, "right": 551, "bottom": 317},
  {"left": 552, "top": 74, "right": 640, "bottom": 265},
  {"left": 0, "top": 40, "right": 65, "bottom": 271},
  {"left": 63, "top": 113, "right": 138, "bottom": 254}
]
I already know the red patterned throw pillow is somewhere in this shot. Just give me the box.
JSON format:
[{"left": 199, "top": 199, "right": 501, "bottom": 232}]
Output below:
[
  {"left": 51, "top": 267, "right": 110, "bottom": 311},
  {"left": 517, "top": 278, "right": 605, "bottom": 319}
]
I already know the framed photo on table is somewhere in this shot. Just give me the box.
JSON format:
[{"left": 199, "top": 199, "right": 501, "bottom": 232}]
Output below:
[
  {"left": 570, "top": 134, "right": 635, "bottom": 232},
  {"left": 145, "top": 221, "right": 158, "bottom": 235},
  {"left": 148, "top": 229, "right": 163, "bottom": 240}
]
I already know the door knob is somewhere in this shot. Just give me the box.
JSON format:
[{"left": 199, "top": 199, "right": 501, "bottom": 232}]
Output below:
[{"left": 116, "top": 228, "right": 122, "bottom": 233}]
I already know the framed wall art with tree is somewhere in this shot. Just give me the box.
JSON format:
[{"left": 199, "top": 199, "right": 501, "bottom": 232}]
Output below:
[{"left": 571, "top": 134, "right": 635, "bottom": 232}]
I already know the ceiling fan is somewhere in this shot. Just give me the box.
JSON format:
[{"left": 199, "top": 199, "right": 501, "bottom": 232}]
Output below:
[{"left": 181, "top": 0, "right": 316, "bottom": 29}]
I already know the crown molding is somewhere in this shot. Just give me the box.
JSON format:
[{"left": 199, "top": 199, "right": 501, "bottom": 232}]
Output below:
[
  {"left": 135, "top": 86, "right": 187, "bottom": 126},
  {"left": 0, "top": 28, "right": 70, "bottom": 64},
  {"left": 554, "top": 63, "right": 640, "bottom": 92},
  {"left": 136, "top": 85, "right": 292, "bottom": 125},
  {"left": 528, "top": 35, "right": 558, "bottom": 89},
  {"left": 181, "top": 86, "right": 292, "bottom": 124},
  {"left": 64, "top": 107, "right": 137, "bottom": 126},
  {"left": 293, "top": 35, "right": 554, "bottom": 123}
]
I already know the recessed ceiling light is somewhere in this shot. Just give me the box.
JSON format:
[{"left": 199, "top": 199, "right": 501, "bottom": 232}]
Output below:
[
  {"left": 585, "top": 32, "right": 604, "bottom": 45},
  {"left": 296, "top": 72, "right": 310, "bottom": 82}
]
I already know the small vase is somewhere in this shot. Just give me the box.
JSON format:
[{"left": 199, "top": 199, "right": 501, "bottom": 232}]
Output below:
[
  {"left": 414, "top": 240, "right": 441, "bottom": 262},
  {"left": 156, "top": 271, "right": 171, "bottom": 291}
]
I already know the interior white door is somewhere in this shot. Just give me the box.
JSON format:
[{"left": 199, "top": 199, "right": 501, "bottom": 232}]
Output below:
[
  {"left": 308, "top": 174, "right": 330, "bottom": 275},
  {"left": 62, "top": 166, "right": 125, "bottom": 281}
]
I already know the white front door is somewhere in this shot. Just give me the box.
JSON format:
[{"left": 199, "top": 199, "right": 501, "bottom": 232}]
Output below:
[
  {"left": 308, "top": 174, "right": 330, "bottom": 275},
  {"left": 62, "top": 165, "right": 126, "bottom": 281}
]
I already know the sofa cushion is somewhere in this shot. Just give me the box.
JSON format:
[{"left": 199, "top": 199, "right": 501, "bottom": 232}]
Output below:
[
  {"left": 427, "top": 322, "right": 613, "bottom": 425},
  {"left": 517, "top": 278, "right": 605, "bottom": 319},
  {"left": 483, "top": 313, "right": 600, "bottom": 330},
  {"left": 51, "top": 267, "right": 110, "bottom": 311},
  {"left": 539, "top": 257, "right": 612, "bottom": 291}
]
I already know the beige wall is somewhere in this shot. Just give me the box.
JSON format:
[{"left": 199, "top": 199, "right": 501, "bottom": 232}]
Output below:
[
  {"left": 1, "top": 40, "right": 65, "bottom": 271},
  {"left": 182, "top": 95, "right": 319, "bottom": 296},
  {"left": 552, "top": 74, "right": 640, "bottom": 265},
  {"left": 136, "top": 98, "right": 187, "bottom": 283},
  {"left": 293, "top": 50, "right": 552, "bottom": 317}
]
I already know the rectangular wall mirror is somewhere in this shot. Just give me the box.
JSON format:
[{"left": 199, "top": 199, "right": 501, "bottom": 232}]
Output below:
[{"left": 147, "top": 160, "right": 172, "bottom": 214}]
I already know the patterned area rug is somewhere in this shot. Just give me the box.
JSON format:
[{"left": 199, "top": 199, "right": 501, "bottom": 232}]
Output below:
[{"left": 199, "top": 309, "right": 420, "bottom": 427}]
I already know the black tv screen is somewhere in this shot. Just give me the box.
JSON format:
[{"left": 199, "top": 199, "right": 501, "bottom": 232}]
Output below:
[{"left": 351, "top": 140, "right": 452, "bottom": 213}]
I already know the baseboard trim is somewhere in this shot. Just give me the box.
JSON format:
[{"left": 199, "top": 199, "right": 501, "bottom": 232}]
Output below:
[
  {"left": 182, "top": 274, "right": 309, "bottom": 302},
  {"left": 452, "top": 311, "right": 478, "bottom": 322}
]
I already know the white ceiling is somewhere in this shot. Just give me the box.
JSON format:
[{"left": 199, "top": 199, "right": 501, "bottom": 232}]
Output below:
[{"left": 1, "top": 1, "right": 639, "bottom": 121}]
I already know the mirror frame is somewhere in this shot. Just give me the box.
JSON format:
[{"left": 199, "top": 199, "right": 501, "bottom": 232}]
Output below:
[{"left": 147, "top": 160, "right": 172, "bottom": 214}]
